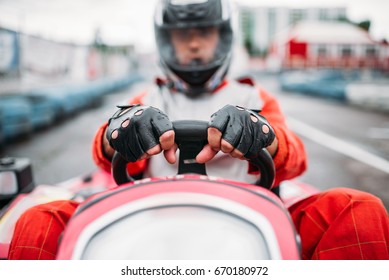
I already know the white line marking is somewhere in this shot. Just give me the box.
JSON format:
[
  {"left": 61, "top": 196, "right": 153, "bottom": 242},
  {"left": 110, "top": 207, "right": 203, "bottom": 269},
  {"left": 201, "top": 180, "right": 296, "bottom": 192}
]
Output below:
[{"left": 288, "top": 118, "right": 389, "bottom": 174}]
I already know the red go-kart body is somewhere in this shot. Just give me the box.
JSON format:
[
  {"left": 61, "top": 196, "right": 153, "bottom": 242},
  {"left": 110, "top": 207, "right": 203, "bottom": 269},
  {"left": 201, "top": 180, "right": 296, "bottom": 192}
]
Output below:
[
  {"left": 1, "top": 120, "right": 317, "bottom": 259},
  {"left": 57, "top": 174, "right": 301, "bottom": 259}
]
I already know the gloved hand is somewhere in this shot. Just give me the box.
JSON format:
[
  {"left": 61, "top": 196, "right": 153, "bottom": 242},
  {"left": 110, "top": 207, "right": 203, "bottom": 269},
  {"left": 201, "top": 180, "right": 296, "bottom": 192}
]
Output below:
[
  {"left": 106, "top": 105, "right": 175, "bottom": 163},
  {"left": 197, "top": 104, "right": 275, "bottom": 163}
]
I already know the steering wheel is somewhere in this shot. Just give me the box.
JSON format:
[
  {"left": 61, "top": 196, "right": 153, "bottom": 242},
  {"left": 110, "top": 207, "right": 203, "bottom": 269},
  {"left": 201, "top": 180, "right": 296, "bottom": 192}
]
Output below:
[{"left": 111, "top": 120, "right": 275, "bottom": 189}]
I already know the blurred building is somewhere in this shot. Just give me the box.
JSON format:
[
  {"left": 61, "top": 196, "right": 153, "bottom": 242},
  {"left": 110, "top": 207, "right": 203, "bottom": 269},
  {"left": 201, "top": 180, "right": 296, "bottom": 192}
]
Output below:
[
  {"left": 238, "top": 5, "right": 346, "bottom": 56},
  {"left": 237, "top": 4, "right": 389, "bottom": 72},
  {"left": 268, "top": 21, "right": 388, "bottom": 71}
]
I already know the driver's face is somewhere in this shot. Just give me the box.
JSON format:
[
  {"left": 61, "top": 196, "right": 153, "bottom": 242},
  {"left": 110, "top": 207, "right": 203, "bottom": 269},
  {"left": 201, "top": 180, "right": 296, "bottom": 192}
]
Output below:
[{"left": 170, "top": 26, "right": 219, "bottom": 65}]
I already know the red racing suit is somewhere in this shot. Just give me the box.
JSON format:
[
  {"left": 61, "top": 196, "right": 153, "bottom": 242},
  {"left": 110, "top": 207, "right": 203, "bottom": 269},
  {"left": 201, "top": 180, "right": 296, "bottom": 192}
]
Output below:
[{"left": 8, "top": 78, "right": 389, "bottom": 260}]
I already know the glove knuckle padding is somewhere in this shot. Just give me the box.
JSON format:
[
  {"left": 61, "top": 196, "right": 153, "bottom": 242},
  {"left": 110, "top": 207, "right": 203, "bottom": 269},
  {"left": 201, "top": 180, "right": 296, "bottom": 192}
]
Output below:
[
  {"left": 106, "top": 105, "right": 173, "bottom": 162},
  {"left": 209, "top": 105, "right": 275, "bottom": 159}
]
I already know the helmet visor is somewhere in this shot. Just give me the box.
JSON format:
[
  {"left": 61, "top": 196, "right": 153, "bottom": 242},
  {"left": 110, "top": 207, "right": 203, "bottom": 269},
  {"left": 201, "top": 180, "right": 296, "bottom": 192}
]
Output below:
[{"left": 156, "top": 23, "right": 232, "bottom": 85}]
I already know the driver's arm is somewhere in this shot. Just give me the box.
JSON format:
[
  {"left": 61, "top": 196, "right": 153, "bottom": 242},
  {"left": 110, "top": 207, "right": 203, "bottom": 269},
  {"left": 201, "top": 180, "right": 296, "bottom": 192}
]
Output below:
[
  {"left": 93, "top": 122, "right": 149, "bottom": 176},
  {"left": 258, "top": 87, "right": 307, "bottom": 186},
  {"left": 93, "top": 93, "right": 150, "bottom": 175}
]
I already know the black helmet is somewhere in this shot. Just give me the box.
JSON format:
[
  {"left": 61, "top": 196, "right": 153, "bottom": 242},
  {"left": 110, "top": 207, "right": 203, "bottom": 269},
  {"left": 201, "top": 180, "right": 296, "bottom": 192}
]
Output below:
[{"left": 154, "top": 0, "right": 233, "bottom": 97}]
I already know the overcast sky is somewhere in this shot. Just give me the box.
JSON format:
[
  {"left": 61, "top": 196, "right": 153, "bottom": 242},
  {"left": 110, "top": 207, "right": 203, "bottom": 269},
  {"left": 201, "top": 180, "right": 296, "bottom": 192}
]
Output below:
[{"left": 0, "top": 0, "right": 388, "bottom": 51}]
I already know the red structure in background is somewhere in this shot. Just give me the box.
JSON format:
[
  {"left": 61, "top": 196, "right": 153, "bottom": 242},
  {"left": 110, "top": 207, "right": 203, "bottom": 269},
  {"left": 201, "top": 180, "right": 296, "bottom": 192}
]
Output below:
[
  {"left": 269, "top": 21, "right": 389, "bottom": 72},
  {"left": 289, "top": 40, "right": 308, "bottom": 60}
]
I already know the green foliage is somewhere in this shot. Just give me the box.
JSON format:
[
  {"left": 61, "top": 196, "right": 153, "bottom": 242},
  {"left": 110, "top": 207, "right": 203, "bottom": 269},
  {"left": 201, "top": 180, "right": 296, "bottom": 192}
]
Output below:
[
  {"left": 336, "top": 16, "right": 371, "bottom": 32},
  {"left": 244, "top": 38, "right": 253, "bottom": 55},
  {"left": 358, "top": 20, "right": 371, "bottom": 32}
]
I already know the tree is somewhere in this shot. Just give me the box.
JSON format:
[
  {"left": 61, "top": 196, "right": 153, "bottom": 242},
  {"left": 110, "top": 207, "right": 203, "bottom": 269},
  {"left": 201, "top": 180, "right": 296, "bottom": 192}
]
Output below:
[
  {"left": 337, "top": 16, "right": 371, "bottom": 32},
  {"left": 244, "top": 37, "right": 253, "bottom": 56},
  {"left": 357, "top": 20, "right": 371, "bottom": 32}
]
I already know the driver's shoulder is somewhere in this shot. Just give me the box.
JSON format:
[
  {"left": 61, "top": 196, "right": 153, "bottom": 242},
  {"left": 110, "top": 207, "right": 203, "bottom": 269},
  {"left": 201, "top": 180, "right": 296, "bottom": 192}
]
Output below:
[{"left": 128, "top": 83, "right": 162, "bottom": 105}]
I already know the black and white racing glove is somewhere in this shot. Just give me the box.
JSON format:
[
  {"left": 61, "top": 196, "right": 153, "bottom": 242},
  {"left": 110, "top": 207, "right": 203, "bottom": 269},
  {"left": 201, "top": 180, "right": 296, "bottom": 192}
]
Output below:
[
  {"left": 106, "top": 105, "right": 173, "bottom": 162},
  {"left": 209, "top": 105, "right": 275, "bottom": 159}
]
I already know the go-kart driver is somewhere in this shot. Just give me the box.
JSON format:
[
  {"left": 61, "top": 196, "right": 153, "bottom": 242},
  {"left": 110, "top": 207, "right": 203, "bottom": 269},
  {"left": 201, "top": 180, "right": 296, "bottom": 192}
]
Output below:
[{"left": 8, "top": 0, "right": 389, "bottom": 260}]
